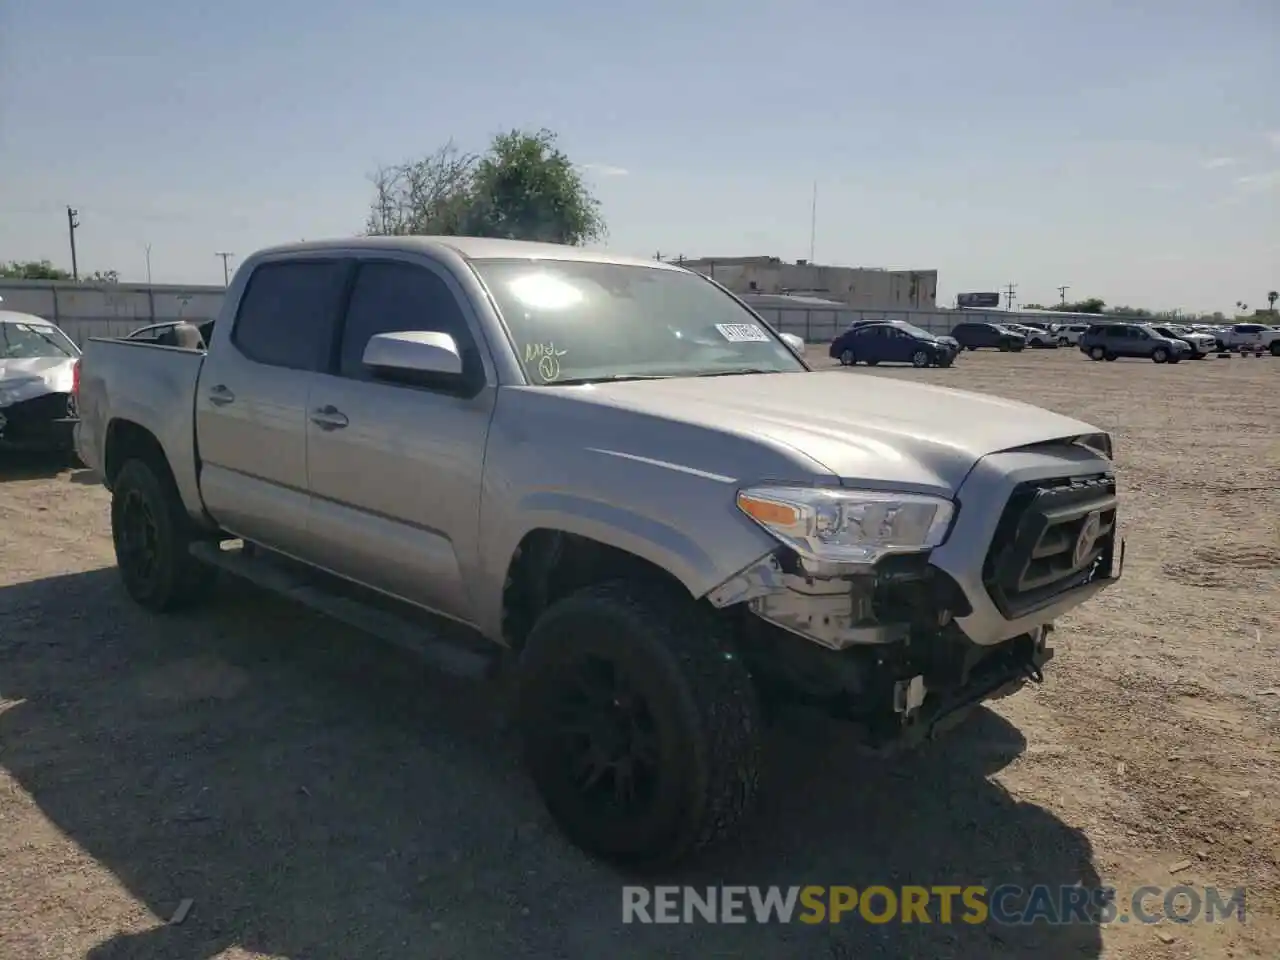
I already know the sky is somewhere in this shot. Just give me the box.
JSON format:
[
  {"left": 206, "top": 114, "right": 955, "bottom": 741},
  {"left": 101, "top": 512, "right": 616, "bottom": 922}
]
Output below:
[{"left": 1, "top": 0, "right": 1276, "bottom": 314}]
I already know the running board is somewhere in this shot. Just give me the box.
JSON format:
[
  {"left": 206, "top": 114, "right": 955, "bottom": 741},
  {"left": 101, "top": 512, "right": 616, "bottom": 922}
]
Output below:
[{"left": 189, "top": 541, "right": 498, "bottom": 682}]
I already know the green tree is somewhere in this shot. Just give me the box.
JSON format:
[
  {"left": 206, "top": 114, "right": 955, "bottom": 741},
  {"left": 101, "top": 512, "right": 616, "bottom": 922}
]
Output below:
[
  {"left": 1267, "top": 290, "right": 1277, "bottom": 313},
  {"left": 1053, "top": 298, "right": 1106, "bottom": 314},
  {"left": 463, "top": 128, "right": 605, "bottom": 244},
  {"left": 0, "top": 259, "right": 72, "bottom": 280},
  {"left": 366, "top": 128, "right": 606, "bottom": 246},
  {"left": 1106, "top": 304, "right": 1152, "bottom": 318}
]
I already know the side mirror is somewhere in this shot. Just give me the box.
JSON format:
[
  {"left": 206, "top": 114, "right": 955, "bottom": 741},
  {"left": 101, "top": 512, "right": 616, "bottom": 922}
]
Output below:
[
  {"left": 780, "top": 332, "right": 805, "bottom": 353},
  {"left": 362, "top": 331, "right": 463, "bottom": 383}
]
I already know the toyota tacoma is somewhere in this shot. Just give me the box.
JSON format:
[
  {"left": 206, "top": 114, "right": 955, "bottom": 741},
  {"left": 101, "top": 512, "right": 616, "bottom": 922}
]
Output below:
[{"left": 74, "top": 237, "right": 1124, "bottom": 869}]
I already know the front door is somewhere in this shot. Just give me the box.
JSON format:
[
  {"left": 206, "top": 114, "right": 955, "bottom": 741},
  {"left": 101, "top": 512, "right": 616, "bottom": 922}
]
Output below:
[
  {"left": 881, "top": 327, "right": 913, "bottom": 362},
  {"left": 195, "top": 257, "right": 349, "bottom": 558},
  {"left": 304, "top": 256, "right": 496, "bottom": 624}
]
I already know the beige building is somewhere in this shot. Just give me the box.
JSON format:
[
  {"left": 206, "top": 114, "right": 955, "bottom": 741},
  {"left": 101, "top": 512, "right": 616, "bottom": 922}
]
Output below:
[{"left": 673, "top": 255, "right": 938, "bottom": 310}]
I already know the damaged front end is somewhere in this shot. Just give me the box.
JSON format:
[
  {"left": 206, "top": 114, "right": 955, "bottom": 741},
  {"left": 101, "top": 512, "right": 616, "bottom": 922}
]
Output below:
[
  {"left": 0, "top": 389, "right": 79, "bottom": 451},
  {"left": 708, "top": 547, "right": 1054, "bottom": 751}
]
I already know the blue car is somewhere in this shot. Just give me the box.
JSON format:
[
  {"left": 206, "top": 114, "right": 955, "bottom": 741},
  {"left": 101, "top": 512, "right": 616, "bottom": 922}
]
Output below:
[{"left": 828, "top": 321, "right": 955, "bottom": 368}]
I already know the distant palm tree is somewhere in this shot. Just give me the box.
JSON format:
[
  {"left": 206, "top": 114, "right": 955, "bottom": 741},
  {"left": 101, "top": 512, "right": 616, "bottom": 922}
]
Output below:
[{"left": 1268, "top": 290, "right": 1278, "bottom": 314}]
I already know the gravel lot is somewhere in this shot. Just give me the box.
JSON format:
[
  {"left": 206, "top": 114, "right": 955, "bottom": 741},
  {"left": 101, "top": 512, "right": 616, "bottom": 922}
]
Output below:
[{"left": 1, "top": 347, "right": 1277, "bottom": 960}]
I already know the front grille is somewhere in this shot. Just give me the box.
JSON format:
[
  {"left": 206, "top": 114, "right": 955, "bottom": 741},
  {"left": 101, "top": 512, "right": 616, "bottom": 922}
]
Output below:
[{"left": 983, "top": 473, "right": 1117, "bottom": 619}]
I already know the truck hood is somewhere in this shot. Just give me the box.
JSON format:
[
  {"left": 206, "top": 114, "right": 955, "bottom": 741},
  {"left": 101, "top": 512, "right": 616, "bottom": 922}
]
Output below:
[
  {"left": 0, "top": 357, "right": 76, "bottom": 407},
  {"left": 567, "top": 370, "right": 1103, "bottom": 492}
]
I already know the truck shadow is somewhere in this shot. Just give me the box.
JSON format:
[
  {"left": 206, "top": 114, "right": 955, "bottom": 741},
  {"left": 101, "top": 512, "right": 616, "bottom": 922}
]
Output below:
[
  {"left": 0, "top": 568, "right": 1102, "bottom": 960},
  {"left": 0, "top": 451, "right": 75, "bottom": 482}
]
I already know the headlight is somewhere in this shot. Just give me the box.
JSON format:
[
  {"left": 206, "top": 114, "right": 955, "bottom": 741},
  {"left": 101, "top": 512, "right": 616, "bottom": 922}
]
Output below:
[{"left": 736, "top": 485, "right": 955, "bottom": 565}]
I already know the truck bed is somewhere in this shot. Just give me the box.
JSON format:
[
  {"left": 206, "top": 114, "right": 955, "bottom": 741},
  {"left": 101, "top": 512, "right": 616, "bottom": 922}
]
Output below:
[{"left": 75, "top": 337, "right": 206, "bottom": 519}]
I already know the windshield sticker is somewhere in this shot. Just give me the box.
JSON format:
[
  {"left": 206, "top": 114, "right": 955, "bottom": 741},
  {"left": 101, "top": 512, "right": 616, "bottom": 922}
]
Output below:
[
  {"left": 525, "top": 342, "right": 567, "bottom": 382},
  {"left": 715, "top": 323, "right": 771, "bottom": 343}
]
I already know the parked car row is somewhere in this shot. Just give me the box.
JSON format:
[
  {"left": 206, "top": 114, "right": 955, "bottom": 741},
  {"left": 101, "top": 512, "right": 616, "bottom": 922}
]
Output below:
[{"left": 1074, "top": 320, "right": 1280, "bottom": 363}]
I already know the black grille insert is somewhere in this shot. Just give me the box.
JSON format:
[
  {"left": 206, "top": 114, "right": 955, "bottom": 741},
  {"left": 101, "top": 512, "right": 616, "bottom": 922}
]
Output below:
[{"left": 983, "top": 473, "right": 1117, "bottom": 619}]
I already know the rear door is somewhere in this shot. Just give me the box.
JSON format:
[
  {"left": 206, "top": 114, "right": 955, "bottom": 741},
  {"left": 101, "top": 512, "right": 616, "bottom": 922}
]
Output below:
[
  {"left": 304, "top": 255, "right": 496, "bottom": 622},
  {"left": 855, "top": 326, "right": 888, "bottom": 362},
  {"left": 195, "top": 257, "right": 350, "bottom": 557}
]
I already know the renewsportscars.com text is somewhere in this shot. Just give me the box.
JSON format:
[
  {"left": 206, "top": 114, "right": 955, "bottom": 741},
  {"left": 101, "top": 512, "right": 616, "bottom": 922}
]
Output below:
[{"left": 622, "top": 885, "right": 1247, "bottom": 926}]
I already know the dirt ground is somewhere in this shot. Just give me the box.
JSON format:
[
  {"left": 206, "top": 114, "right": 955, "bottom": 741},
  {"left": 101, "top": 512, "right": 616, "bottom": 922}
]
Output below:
[{"left": 1, "top": 347, "right": 1276, "bottom": 960}]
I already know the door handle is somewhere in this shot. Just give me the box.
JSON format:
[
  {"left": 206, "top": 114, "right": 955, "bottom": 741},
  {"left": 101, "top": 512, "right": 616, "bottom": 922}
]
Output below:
[
  {"left": 310, "top": 405, "right": 349, "bottom": 430},
  {"left": 208, "top": 385, "right": 235, "bottom": 406}
]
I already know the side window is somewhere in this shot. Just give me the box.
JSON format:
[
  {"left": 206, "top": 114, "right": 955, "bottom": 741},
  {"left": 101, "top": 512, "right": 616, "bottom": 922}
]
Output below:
[
  {"left": 338, "top": 260, "right": 478, "bottom": 382},
  {"left": 232, "top": 260, "right": 348, "bottom": 371}
]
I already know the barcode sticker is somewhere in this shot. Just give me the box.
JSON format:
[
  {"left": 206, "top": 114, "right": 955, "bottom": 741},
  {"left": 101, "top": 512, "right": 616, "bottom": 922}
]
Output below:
[{"left": 715, "top": 323, "right": 771, "bottom": 343}]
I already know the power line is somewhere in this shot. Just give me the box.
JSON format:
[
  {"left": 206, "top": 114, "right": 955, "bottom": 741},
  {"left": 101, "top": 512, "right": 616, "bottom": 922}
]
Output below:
[
  {"left": 66, "top": 206, "right": 81, "bottom": 281},
  {"left": 1004, "top": 283, "right": 1017, "bottom": 310},
  {"left": 215, "top": 251, "right": 235, "bottom": 287}
]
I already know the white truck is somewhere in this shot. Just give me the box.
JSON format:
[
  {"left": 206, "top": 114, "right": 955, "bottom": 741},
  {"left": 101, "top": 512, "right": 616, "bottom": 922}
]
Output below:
[{"left": 1215, "top": 322, "right": 1280, "bottom": 355}]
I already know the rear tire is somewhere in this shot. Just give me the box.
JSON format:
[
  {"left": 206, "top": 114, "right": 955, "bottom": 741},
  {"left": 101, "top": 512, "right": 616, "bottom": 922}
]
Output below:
[
  {"left": 1058, "top": 337, "right": 1070, "bottom": 347},
  {"left": 1270, "top": 341, "right": 1280, "bottom": 357},
  {"left": 110, "top": 458, "right": 216, "bottom": 612},
  {"left": 517, "top": 580, "right": 762, "bottom": 871}
]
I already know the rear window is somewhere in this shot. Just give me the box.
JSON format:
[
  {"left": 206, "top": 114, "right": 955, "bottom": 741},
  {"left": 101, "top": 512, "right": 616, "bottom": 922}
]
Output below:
[
  {"left": 231, "top": 260, "right": 349, "bottom": 371},
  {"left": 0, "top": 320, "right": 78, "bottom": 359}
]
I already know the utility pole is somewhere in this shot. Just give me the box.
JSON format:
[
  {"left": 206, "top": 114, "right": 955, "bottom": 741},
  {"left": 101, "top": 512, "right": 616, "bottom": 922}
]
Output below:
[
  {"left": 215, "top": 251, "right": 234, "bottom": 287},
  {"left": 1004, "top": 283, "right": 1017, "bottom": 311},
  {"left": 66, "top": 206, "right": 81, "bottom": 281},
  {"left": 145, "top": 244, "right": 153, "bottom": 285},
  {"left": 1057, "top": 285, "right": 1070, "bottom": 305},
  {"left": 809, "top": 180, "right": 817, "bottom": 263}
]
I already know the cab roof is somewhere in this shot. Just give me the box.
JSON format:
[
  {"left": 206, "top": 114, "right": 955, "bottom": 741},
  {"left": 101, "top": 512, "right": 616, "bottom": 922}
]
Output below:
[{"left": 249, "top": 236, "right": 684, "bottom": 272}]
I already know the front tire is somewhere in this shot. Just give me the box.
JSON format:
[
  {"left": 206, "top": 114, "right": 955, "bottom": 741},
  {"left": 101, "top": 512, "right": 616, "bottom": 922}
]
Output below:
[
  {"left": 517, "top": 580, "right": 762, "bottom": 871},
  {"left": 1270, "top": 341, "right": 1280, "bottom": 357},
  {"left": 1089, "top": 346, "right": 1106, "bottom": 361},
  {"left": 839, "top": 349, "right": 856, "bottom": 366},
  {"left": 110, "top": 458, "right": 216, "bottom": 612},
  {"left": 1152, "top": 348, "right": 1169, "bottom": 363},
  {"left": 911, "top": 349, "right": 930, "bottom": 367},
  {"left": 1058, "top": 337, "right": 1070, "bottom": 347}
]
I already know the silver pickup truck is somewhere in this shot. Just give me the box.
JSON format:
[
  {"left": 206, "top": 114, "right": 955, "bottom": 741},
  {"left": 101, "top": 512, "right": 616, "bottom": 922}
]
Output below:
[{"left": 75, "top": 236, "right": 1124, "bottom": 868}]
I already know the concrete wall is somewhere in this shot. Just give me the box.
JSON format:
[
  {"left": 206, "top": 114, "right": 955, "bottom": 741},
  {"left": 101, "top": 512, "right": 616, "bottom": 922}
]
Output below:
[
  {"left": 3, "top": 279, "right": 1045, "bottom": 349},
  {"left": 0, "top": 279, "right": 224, "bottom": 345},
  {"left": 678, "top": 256, "right": 938, "bottom": 309}
]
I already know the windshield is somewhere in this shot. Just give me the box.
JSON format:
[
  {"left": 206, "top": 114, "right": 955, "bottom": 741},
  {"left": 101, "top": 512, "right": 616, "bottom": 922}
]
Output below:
[
  {"left": 891, "top": 321, "right": 936, "bottom": 339},
  {"left": 0, "top": 321, "right": 79, "bottom": 360},
  {"left": 470, "top": 259, "right": 807, "bottom": 384}
]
